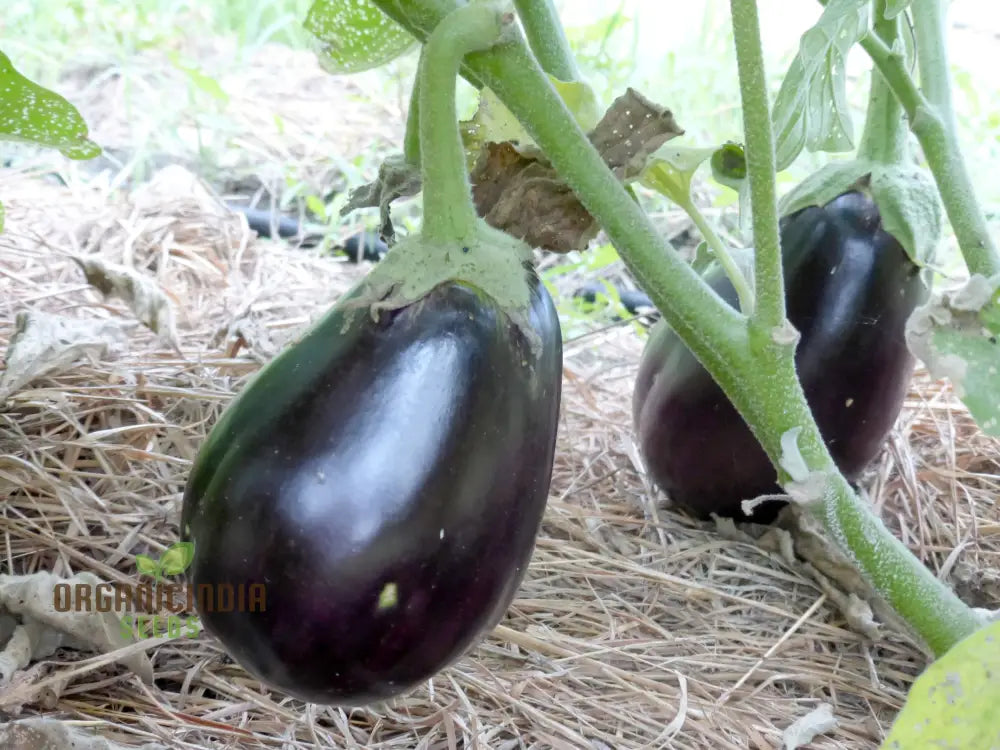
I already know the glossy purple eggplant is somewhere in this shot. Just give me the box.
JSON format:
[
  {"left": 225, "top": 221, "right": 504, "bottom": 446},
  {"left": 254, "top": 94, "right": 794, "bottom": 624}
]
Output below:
[
  {"left": 632, "top": 191, "right": 929, "bottom": 522},
  {"left": 180, "top": 267, "right": 562, "bottom": 705}
]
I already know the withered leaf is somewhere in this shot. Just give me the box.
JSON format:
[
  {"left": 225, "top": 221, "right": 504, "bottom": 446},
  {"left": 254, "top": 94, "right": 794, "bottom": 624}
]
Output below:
[
  {"left": 470, "top": 88, "right": 684, "bottom": 253},
  {"left": 471, "top": 143, "right": 599, "bottom": 253},
  {"left": 0, "top": 717, "right": 167, "bottom": 749},
  {"left": 0, "top": 571, "right": 154, "bottom": 687},
  {"left": 71, "top": 255, "right": 179, "bottom": 347},
  {"left": 0, "top": 311, "right": 127, "bottom": 403},
  {"left": 340, "top": 153, "right": 422, "bottom": 244}
]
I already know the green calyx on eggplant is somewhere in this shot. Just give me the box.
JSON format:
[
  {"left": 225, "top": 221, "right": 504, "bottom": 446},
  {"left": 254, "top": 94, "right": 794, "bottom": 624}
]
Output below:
[
  {"left": 181, "top": 255, "right": 562, "bottom": 705},
  {"left": 632, "top": 189, "right": 930, "bottom": 523}
]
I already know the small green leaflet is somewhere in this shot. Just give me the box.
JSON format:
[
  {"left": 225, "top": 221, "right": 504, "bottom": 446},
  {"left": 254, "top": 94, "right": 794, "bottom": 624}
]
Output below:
[
  {"left": 160, "top": 542, "right": 195, "bottom": 576},
  {"left": 134, "top": 554, "right": 160, "bottom": 579},
  {"left": 710, "top": 142, "right": 751, "bottom": 238},
  {"left": 0, "top": 50, "right": 101, "bottom": 159},
  {"left": 166, "top": 52, "right": 229, "bottom": 104},
  {"left": 883, "top": 0, "right": 912, "bottom": 20},
  {"left": 772, "top": 0, "right": 870, "bottom": 171},
  {"left": 305, "top": 0, "right": 417, "bottom": 75},
  {"left": 880, "top": 619, "right": 1000, "bottom": 749},
  {"left": 638, "top": 144, "right": 718, "bottom": 208},
  {"left": 905, "top": 274, "right": 1000, "bottom": 436}
]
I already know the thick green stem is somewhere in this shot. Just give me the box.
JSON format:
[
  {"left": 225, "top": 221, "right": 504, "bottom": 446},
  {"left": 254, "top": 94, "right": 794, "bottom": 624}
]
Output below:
[
  {"left": 860, "top": 13, "right": 1000, "bottom": 277},
  {"left": 404, "top": 61, "right": 421, "bottom": 166},
  {"left": 372, "top": 0, "right": 982, "bottom": 656},
  {"left": 857, "top": 8, "right": 907, "bottom": 165},
  {"left": 417, "top": 1, "right": 507, "bottom": 244},
  {"left": 680, "top": 196, "right": 755, "bottom": 315},
  {"left": 728, "top": 0, "right": 785, "bottom": 333},
  {"left": 512, "top": 0, "right": 580, "bottom": 82},
  {"left": 912, "top": 0, "right": 955, "bottom": 132}
]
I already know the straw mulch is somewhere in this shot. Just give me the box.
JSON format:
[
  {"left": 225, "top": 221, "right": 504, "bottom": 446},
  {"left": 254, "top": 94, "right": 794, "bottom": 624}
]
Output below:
[{"left": 1, "top": 44, "right": 999, "bottom": 750}]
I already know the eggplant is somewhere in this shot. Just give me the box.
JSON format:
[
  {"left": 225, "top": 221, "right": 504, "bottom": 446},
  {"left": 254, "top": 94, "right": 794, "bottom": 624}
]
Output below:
[
  {"left": 181, "top": 268, "right": 562, "bottom": 705},
  {"left": 573, "top": 281, "right": 658, "bottom": 319},
  {"left": 632, "top": 190, "right": 929, "bottom": 522},
  {"left": 341, "top": 230, "right": 389, "bottom": 262}
]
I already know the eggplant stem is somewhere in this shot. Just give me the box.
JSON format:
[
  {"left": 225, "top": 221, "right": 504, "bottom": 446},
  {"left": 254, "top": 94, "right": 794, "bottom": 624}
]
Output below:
[
  {"left": 727, "top": 0, "right": 786, "bottom": 332},
  {"left": 857, "top": 3, "right": 908, "bottom": 166},
  {"left": 859, "top": 2, "right": 1000, "bottom": 277},
  {"left": 403, "top": 56, "right": 422, "bottom": 168},
  {"left": 512, "top": 0, "right": 580, "bottom": 82},
  {"left": 417, "top": 1, "right": 507, "bottom": 245}
]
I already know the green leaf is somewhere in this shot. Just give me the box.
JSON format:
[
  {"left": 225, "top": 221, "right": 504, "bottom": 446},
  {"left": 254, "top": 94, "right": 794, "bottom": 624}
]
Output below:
[
  {"left": 167, "top": 52, "right": 229, "bottom": 104},
  {"left": 883, "top": 0, "right": 912, "bottom": 20},
  {"left": 460, "top": 77, "right": 600, "bottom": 167},
  {"left": 778, "top": 159, "right": 874, "bottom": 217},
  {"left": 772, "top": 0, "right": 870, "bottom": 171},
  {"left": 134, "top": 554, "right": 161, "bottom": 578},
  {"left": 159, "top": 542, "right": 196, "bottom": 576},
  {"left": 880, "top": 619, "right": 1000, "bottom": 749},
  {"left": 637, "top": 144, "right": 717, "bottom": 207},
  {"left": 306, "top": 194, "right": 328, "bottom": 221},
  {"left": 304, "top": 0, "right": 417, "bottom": 75},
  {"left": 906, "top": 275, "right": 1000, "bottom": 436},
  {"left": 461, "top": 86, "right": 533, "bottom": 157},
  {"left": 0, "top": 50, "right": 101, "bottom": 159},
  {"left": 710, "top": 142, "right": 751, "bottom": 238},
  {"left": 549, "top": 78, "right": 602, "bottom": 134}
]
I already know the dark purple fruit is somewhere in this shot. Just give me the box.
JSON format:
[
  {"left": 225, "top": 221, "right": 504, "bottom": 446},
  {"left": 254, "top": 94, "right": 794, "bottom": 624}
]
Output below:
[
  {"left": 632, "top": 190, "right": 928, "bottom": 522},
  {"left": 181, "top": 268, "right": 562, "bottom": 705}
]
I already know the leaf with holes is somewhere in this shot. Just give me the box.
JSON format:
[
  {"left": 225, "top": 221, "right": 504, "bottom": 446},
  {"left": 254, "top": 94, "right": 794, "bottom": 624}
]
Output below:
[
  {"left": 0, "top": 50, "right": 100, "bottom": 159},
  {"left": 772, "top": 0, "right": 870, "bottom": 171},
  {"left": 880, "top": 619, "right": 1000, "bottom": 749},
  {"left": 305, "top": 0, "right": 417, "bottom": 75}
]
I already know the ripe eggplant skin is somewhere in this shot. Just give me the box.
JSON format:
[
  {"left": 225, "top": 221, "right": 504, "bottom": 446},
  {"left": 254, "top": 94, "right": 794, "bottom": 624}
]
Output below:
[
  {"left": 180, "top": 268, "right": 562, "bottom": 705},
  {"left": 632, "top": 191, "right": 929, "bottom": 522}
]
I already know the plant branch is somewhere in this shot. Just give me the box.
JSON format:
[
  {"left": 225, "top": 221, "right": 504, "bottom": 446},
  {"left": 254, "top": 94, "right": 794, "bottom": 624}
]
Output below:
[
  {"left": 512, "top": 0, "right": 580, "bottom": 82},
  {"left": 728, "top": 0, "right": 785, "bottom": 332},
  {"left": 857, "top": 6, "right": 907, "bottom": 165},
  {"left": 416, "top": 1, "right": 507, "bottom": 243},
  {"left": 404, "top": 60, "right": 422, "bottom": 166},
  {"left": 860, "top": 11, "right": 1000, "bottom": 277},
  {"left": 680, "top": 197, "right": 755, "bottom": 314}
]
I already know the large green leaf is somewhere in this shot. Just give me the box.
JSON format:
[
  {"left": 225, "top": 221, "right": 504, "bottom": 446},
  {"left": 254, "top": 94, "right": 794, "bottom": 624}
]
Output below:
[
  {"left": 880, "top": 619, "right": 1000, "bottom": 749},
  {"left": 304, "top": 0, "right": 417, "bottom": 75},
  {"left": 772, "top": 0, "right": 870, "bottom": 171},
  {"left": 0, "top": 50, "right": 100, "bottom": 159}
]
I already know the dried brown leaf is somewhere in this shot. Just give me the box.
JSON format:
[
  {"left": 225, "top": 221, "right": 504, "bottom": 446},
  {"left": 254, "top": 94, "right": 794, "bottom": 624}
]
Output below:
[
  {"left": 0, "top": 717, "right": 166, "bottom": 750},
  {"left": 0, "top": 311, "right": 127, "bottom": 403},
  {"left": 470, "top": 88, "right": 683, "bottom": 253},
  {"left": 71, "top": 255, "right": 179, "bottom": 346},
  {"left": 782, "top": 703, "right": 838, "bottom": 749},
  {"left": 0, "top": 572, "right": 154, "bottom": 687}
]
